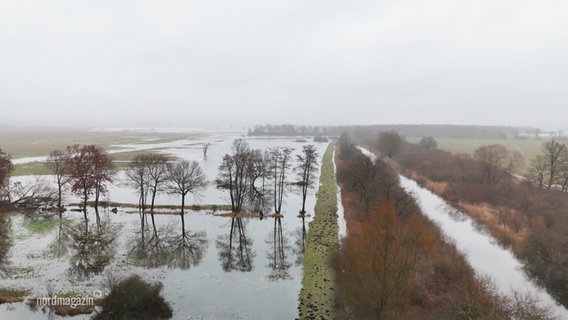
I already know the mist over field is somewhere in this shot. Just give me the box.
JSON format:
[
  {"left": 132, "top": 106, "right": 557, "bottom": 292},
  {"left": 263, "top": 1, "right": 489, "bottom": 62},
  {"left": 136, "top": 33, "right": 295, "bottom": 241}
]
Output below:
[{"left": 1, "top": 0, "right": 567, "bottom": 130}]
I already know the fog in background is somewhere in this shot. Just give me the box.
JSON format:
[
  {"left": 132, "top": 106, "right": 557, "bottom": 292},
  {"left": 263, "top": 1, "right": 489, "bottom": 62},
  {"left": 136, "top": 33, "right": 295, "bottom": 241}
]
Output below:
[{"left": 1, "top": 1, "right": 567, "bottom": 130}]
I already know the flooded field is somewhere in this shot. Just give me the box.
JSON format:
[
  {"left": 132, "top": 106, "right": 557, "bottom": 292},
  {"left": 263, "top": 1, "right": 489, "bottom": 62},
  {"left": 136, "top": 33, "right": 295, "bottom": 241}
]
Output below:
[{"left": 0, "top": 131, "right": 330, "bottom": 320}]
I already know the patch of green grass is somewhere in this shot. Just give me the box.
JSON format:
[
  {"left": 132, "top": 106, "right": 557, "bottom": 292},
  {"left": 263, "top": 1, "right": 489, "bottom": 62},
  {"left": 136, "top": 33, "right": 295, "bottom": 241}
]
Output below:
[
  {"left": 13, "top": 162, "right": 51, "bottom": 176},
  {"left": 298, "top": 142, "right": 338, "bottom": 320},
  {"left": 10, "top": 266, "right": 35, "bottom": 279},
  {"left": 0, "top": 288, "right": 31, "bottom": 303},
  {"left": 23, "top": 218, "right": 69, "bottom": 234},
  {"left": 56, "top": 291, "right": 92, "bottom": 298}
]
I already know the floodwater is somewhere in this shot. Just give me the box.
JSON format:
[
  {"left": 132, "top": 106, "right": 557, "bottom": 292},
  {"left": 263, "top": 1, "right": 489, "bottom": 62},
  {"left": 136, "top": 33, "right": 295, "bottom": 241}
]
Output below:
[
  {"left": 0, "top": 132, "right": 329, "bottom": 320},
  {"left": 357, "top": 147, "right": 568, "bottom": 318},
  {"left": 400, "top": 176, "right": 568, "bottom": 318},
  {"left": 332, "top": 148, "right": 346, "bottom": 239}
]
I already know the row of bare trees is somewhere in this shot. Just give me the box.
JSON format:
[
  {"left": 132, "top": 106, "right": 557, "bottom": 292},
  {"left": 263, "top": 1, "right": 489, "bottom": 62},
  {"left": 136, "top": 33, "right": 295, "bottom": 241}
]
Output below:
[
  {"left": 125, "top": 154, "right": 206, "bottom": 239},
  {"left": 44, "top": 145, "right": 114, "bottom": 230},
  {"left": 3, "top": 139, "right": 319, "bottom": 235},
  {"left": 215, "top": 139, "right": 319, "bottom": 216}
]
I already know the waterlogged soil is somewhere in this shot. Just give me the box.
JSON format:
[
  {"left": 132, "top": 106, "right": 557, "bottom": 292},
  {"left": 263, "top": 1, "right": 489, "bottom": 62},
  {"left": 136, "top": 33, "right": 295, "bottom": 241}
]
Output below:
[{"left": 0, "top": 132, "right": 330, "bottom": 320}]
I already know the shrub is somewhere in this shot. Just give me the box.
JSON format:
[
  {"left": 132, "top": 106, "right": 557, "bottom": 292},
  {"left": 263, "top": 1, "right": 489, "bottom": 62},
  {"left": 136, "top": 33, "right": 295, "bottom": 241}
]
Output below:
[{"left": 93, "top": 275, "right": 172, "bottom": 320}]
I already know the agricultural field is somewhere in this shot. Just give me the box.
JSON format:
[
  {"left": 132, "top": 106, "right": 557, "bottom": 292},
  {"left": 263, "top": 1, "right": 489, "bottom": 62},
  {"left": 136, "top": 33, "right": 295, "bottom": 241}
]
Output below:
[
  {"left": 0, "top": 128, "right": 225, "bottom": 176},
  {"left": 407, "top": 137, "right": 545, "bottom": 173},
  {"left": 0, "top": 128, "right": 330, "bottom": 319}
]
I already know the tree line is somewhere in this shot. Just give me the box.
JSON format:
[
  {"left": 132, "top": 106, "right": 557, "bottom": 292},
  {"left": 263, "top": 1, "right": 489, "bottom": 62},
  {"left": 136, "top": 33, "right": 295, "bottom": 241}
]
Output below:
[{"left": 0, "top": 139, "right": 319, "bottom": 224}]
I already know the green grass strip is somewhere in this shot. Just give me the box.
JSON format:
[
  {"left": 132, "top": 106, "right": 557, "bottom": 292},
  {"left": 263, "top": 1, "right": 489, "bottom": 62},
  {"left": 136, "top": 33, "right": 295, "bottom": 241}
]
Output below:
[
  {"left": 23, "top": 217, "right": 69, "bottom": 234},
  {"left": 298, "top": 141, "right": 338, "bottom": 320}
]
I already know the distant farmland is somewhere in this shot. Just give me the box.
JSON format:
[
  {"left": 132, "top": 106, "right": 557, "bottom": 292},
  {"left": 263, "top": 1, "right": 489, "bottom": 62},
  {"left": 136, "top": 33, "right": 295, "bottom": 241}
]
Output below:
[{"left": 407, "top": 137, "right": 544, "bottom": 174}]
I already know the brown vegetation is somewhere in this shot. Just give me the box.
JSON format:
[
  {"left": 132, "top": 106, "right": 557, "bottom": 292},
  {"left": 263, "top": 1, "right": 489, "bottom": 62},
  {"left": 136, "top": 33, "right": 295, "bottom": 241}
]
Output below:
[
  {"left": 336, "top": 136, "right": 553, "bottom": 320},
  {"left": 93, "top": 274, "right": 172, "bottom": 320},
  {"left": 333, "top": 135, "right": 550, "bottom": 319},
  {"left": 0, "top": 288, "right": 30, "bottom": 304},
  {"left": 381, "top": 136, "right": 568, "bottom": 309}
]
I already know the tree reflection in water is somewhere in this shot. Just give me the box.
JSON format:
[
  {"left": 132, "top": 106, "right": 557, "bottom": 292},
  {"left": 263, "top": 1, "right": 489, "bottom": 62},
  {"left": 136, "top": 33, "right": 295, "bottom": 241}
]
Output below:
[
  {"left": 47, "top": 217, "right": 71, "bottom": 258},
  {"left": 291, "top": 216, "right": 307, "bottom": 266},
  {"left": 167, "top": 230, "right": 208, "bottom": 270},
  {"left": 266, "top": 217, "right": 292, "bottom": 281},
  {"left": 128, "top": 228, "right": 170, "bottom": 269},
  {"left": 67, "top": 219, "right": 118, "bottom": 279},
  {"left": 216, "top": 217, "right": 255, "bottom": 272},
  {"left": 128, "top": 225, "right": 208, "bottom": 270}
]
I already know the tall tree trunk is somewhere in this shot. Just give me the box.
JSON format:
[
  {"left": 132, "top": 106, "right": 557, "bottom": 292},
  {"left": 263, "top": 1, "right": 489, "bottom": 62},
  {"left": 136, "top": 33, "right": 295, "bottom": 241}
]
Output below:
[
  {"left": 181, "top": 194, "right": 186, "bottom": 237},
  {"left": 82, "top": 189, "right": 88, "bottom": 223},
  {"left": 57, "top": 179, "right": 62, "bottom": 211},
  {"left": 94, "top": 185, "right": 101, "bottom": 226},
  {"left": 150, "top": 191, "right": 158, "bottom": 238}
]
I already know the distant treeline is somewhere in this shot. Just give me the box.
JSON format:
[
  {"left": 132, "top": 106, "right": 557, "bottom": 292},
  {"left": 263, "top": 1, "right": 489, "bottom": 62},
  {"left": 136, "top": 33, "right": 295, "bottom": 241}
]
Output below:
[{"left": 249, "top": 124, "right": 542, "bottom": 139}]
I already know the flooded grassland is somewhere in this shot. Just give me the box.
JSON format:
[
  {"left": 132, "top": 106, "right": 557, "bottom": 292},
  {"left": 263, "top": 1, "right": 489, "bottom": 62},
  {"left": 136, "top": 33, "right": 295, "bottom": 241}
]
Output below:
[{"left": 0, "top": 129, "right": 330, "bottom": 320}]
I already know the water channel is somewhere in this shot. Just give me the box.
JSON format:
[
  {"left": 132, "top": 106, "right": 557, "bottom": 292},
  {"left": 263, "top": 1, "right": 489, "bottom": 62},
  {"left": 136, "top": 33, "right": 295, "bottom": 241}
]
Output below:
[{"left": 359, "top": 147, "right": 568, "bottom": 318}]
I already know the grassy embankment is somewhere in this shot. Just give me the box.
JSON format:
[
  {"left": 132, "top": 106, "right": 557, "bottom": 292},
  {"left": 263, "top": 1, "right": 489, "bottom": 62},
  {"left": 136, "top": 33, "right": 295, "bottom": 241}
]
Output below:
[{"left": 298, "top": 142, "right": 338, "bottom": 320}]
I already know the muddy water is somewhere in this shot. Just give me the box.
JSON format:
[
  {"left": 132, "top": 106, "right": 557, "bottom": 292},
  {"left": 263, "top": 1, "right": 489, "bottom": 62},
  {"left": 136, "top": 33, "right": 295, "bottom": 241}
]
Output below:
[{"left": 1, "top": 134, "right": 329, "bottom": 320}]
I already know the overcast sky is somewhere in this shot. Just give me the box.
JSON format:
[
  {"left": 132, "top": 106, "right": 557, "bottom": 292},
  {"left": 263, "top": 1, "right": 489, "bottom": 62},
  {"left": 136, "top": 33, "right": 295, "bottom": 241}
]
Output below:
[{"left": 1, "top": 0, "right": 567, "bottom": 129}]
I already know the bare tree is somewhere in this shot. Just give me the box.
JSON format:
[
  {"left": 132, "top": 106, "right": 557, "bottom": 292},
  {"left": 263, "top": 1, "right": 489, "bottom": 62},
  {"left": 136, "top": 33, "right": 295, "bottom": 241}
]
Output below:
[
  {"left": 295, "top": 145, "right": 319, "bottom": 215},
  {"left": 246, "top": 149, "right": 269, "bottom": 214},
  {"left": 268, "top": 147, "right": 293, "bottom": 214},
  {"left": 377, "top": 130, "right": 403, "bottom": 158},
  {"left": 167, "top": 160, "right": 206, "bottom": 236},
  {"left": 418, "top": 136, "right": 437, "bottom": 150},
  {"left": 340, "top": 154, "right": 377, "bottom": 211},
  {"left": 0, "top": 148, "right": 13, "bottom": 204},
  {"left": 541, "top": 139, "right": 567, "bottom": 189},
  {"left": 559, "top": 158, "right": 568, "bottom": 192},
  {"left": 529, "top": 154, "right": 547, "bottom": 187},
  {"left": 473, "top": 144, "right": 523, "bottom": 184},
  {"left": 145, "top": 154, "right": 170, "bottom": 236},
  {"left": 216, "top": 139, "right": 252, "bottom": 213},
  {"left": 125, "top": 155, "right": 150, "bottom": 236},
  {"left": 6, "top": 178, "right": 57, "bottom": 213},
  {"left": 92, "top": 148, "right": 114, "bottom": 212},
  {"left": 46, "top": 150, "right": 69, "bottom": 215},
  {"left": 65, "top": 144, "right": 114, "bottom": 228}
]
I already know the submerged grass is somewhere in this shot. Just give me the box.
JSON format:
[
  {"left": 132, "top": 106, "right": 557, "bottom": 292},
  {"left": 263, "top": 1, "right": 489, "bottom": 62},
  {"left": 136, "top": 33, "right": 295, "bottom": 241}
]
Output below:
[
  {"left": 71, "top": 201, "right": 232, "bottom": 213},
  {"left": 298, "top": 142, "right": 338, "bottom": 320},
  {"left": 23, "top": 217, "right": 69, "bottom": 234},
  {"left": 0, "top": 128, "right": 202, "bottom": 159},
  {"left": 0, "top": 288, "right": 30, "bottom": 303}
]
